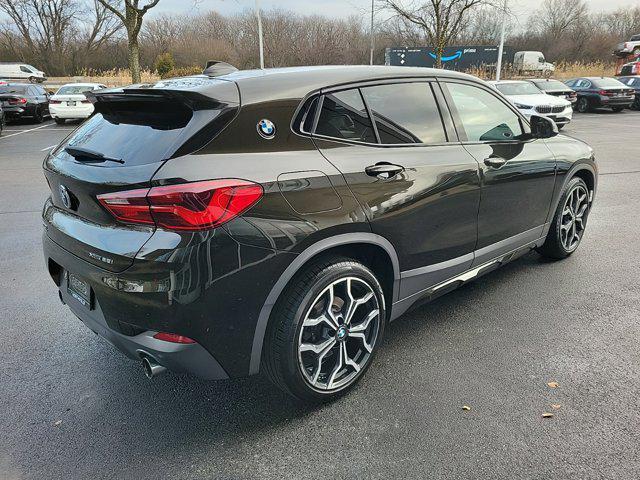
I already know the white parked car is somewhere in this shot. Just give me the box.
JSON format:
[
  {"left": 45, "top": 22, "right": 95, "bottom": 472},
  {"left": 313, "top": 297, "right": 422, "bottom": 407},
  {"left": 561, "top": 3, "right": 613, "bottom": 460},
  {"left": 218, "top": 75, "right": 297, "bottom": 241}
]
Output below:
[
  {"left": 49, "top": 83, "right": 106, "bottom": 124},
  {"left": 0, "top": 62, "right": 47, "bottom": 82},
  {"left": 488, "top": 80, "right": 572, "bottom": 129}
]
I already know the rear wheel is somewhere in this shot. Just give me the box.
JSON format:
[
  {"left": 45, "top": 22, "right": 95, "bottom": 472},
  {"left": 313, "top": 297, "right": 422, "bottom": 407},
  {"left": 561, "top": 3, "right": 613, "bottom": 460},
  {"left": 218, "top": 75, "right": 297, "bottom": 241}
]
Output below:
[
  {"left": 264, "top": 256, "right": 385, "bottom": 402},
  {"left": 537, "top": 177, "right": 591, "bottom": 260},
  {"left": 611, "top": 106, "right": 624, "bottom": 112},
  {"left": 576, "top": 97, "right": 591, "bottom": 113},
  {"left": 54, "top": 118, "right": 65, "bottom": 125},
  {"left": 33, "top": 107, "right": 43, "bottom": 123}
]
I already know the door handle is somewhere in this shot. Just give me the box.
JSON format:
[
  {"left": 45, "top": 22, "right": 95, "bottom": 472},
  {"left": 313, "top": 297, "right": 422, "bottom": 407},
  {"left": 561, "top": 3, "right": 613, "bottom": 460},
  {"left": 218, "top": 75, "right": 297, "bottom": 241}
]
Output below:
[
  {"left": 365, "top": 162, "right": 405, "bottom": 179},
  {"left": 484, "top": 156, "right": 507, "bottom": 168}
]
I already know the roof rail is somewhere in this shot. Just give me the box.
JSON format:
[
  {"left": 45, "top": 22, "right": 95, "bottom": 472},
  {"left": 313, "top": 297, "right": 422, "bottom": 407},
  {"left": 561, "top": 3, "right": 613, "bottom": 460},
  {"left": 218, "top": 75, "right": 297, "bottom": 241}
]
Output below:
[{"left": 203, "top": 61, "right": 238, "bottom": 77}]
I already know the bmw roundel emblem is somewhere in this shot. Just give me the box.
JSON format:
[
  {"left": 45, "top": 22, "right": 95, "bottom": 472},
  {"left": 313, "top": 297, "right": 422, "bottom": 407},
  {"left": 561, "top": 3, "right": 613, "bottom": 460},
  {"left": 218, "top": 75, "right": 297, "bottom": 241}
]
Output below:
[{"left": 257, "top": 119, "right": 276, "bottom": 139}]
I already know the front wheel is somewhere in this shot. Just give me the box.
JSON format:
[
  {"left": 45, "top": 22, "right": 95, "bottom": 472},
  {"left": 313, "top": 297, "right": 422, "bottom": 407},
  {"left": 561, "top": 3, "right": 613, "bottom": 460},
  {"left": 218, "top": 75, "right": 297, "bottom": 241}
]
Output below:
[
  {"left": 537, "top": 177, "right": 591, "bottom": 260},
  {"left": 611, "top": 106, "right": 624, "bottom": 112},
  {"left": 263, "top": 256, "right": 386, "bottom": 402}
]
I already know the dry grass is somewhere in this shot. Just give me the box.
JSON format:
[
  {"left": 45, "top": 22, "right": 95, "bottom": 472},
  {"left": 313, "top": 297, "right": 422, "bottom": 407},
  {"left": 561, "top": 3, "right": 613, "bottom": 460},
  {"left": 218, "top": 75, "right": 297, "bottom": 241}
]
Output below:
[
  {"left": 43, "top": 61, "right": 619, "bottom": 89},
  {"left": 46, "top": 69, "right": 160, "bottom": 88},
  {"left": 468, "top": 61, "right": 617, "bottom": 81}
]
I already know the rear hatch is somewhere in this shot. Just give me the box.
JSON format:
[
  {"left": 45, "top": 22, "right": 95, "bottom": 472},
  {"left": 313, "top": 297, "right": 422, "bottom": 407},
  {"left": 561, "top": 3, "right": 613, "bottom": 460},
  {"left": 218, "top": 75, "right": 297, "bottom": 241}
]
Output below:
[{"left": 43, "top": 76, "right": 239, "bottom": 272}]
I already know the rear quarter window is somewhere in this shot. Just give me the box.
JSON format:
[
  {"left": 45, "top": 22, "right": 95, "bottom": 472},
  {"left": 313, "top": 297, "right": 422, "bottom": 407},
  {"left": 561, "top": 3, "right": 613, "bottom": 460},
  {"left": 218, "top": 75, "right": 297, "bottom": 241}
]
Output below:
[{"left": 315, "top": 89, "right": 376, "bottom": 143}]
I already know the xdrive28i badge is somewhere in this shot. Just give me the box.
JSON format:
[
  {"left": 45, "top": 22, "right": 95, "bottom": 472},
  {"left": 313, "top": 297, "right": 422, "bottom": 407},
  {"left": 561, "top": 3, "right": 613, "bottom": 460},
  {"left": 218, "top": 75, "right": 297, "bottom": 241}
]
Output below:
[
  {"left": 257, "top": 119, "right": 276, "bottom": 139},
  {"left": 59, "top": 185, "right": 72, "bottom": 209}
]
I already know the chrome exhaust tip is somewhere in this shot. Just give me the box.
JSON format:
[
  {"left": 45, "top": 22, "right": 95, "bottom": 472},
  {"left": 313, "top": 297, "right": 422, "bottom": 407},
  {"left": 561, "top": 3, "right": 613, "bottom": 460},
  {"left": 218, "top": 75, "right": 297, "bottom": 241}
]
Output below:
[{"left": 142, "top": 356, "right": 166, "bottom": 379}]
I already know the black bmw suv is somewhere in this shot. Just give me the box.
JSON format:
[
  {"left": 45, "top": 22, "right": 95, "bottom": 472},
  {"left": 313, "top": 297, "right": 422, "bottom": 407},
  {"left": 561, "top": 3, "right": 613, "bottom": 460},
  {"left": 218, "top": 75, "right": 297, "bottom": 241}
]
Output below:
[{"left": 43, "top": 66, "right": 597, "bottom": 402}]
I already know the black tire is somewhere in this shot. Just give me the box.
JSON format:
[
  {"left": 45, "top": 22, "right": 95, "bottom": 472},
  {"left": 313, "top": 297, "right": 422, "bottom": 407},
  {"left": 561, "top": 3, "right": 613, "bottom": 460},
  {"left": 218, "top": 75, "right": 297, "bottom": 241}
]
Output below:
[
  {"left": 611, "top": 106, "right": 624, "bottom": 112},
  {"left": 28, "top": 76, "right": 36, "bottom": 83},
  {"left": 263, "top": 256, "right": 386, "bottom": 402},
  {"left": 633, "top": 97, "right": 640, "bottom": 111},
  {"left": 54, "top": 118, "right": 65, "bottom": 125},
  {"left": 33, "top": 107, "right": 43, "bottom": 124},
  {"left": 537, "top": 177, "right": 591, "bottom": 260},
  {"left": 576, "top": 97, "right": 591, "bottom": 113}
]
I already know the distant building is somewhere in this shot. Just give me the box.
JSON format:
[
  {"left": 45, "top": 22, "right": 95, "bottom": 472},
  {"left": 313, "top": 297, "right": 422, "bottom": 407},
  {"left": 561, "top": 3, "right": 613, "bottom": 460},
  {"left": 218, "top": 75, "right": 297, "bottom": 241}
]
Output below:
[{"left": 385, "top": 46, "right": 515, "bottom": 71}]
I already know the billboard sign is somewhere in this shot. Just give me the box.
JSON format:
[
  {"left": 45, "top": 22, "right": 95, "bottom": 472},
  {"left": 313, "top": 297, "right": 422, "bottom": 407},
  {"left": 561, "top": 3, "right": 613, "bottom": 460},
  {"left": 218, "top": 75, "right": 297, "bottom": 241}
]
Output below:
[{"left": 385, "top": 46, "right": 515, "bottom": 71}]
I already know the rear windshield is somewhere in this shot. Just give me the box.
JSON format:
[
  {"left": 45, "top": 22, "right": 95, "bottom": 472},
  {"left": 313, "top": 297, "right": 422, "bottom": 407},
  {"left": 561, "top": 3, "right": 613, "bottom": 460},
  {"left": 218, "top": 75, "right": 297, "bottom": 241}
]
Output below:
[
  {"left": 495, "top": 82, "right": 542, "bottom": 95},
  {"left": 57, "top": 85, "right": 97, "bottom": 95},
  {"left": 593, "top": 78, "right": 626, "bottom": 88},
  {"left": 0, "top": 85, "right": 27, "bottom": 94},
  {"left": 533, "top": 80, "right": 568, "bottom": 91},
  {"left": 56, "top": 102, "right": 194, "bottom": 166}
]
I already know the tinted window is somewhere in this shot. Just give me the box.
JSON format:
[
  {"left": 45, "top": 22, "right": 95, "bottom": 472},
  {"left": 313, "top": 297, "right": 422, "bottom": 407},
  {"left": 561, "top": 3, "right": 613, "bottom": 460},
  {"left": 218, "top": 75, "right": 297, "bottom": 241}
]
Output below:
[
  {"left": 0, "top": 85, "right": 27, "bottom": 94},
  {"left": 533, "top": 80, "right": 568, "bottom": 91},
  {"left": 315, "top": 89, "right": 376, "bottom": 143},
  {"left": 54, "top": 102, "right": 195, "bottom": 166},
  {"left": 20, "top": 66, "right": 31, "bottom": 73},
  {"left": 57, "top": 85, "right": 95, "bottom": 95},
  {"left": 593, "top": 77, "right": 626, "bottom": 88},
  {"left": 495, "top": 82, "right": 542, "bottom": 95},
  {"left": 361, "top": 83, "right": 446, "bottom": 144},
  {"left": 446, "top": 83, "right": 523, "bottom": 142}
]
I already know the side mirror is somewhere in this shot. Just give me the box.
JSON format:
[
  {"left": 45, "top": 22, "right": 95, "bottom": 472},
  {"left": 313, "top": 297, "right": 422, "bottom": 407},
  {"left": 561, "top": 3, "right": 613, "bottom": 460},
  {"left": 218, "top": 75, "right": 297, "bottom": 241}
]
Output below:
[{"left": 529, "top": 114, "right": 558, "bottom": 139}]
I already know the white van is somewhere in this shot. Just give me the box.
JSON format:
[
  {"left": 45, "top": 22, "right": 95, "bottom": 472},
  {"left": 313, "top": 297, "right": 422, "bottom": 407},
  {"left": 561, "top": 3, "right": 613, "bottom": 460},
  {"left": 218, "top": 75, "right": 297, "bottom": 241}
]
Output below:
[
  {"left": 0, "top": 63, "right": 47, "bottom": 83},
  {"left": 513, "top": 51, "right": 555, "bottom": 76}
]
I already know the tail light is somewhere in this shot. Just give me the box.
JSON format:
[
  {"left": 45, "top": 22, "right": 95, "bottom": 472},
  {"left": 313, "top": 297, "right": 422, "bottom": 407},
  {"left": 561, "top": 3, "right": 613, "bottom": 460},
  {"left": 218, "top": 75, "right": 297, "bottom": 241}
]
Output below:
[
  {"left": 49, "top": 100, "right": 62, "bottom": 104},
  {"left": 598, "top": 90, "right": 612, "bottom": 96},
  {"left": 8, "top": 98, "right": 27, "bottom": 105},
  {"left": 153, "top": 332, "right": 196, "bottom": 344},
  {"left": 97, "top": 179, "right": 263, "bottom": 231}
]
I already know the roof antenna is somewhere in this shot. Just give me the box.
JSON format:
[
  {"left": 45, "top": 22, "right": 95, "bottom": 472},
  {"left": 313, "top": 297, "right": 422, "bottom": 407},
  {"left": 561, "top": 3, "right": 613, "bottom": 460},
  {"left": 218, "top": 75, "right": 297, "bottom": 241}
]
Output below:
[{"left": 203, "top": 61, "right": 238, "bottom": 77}]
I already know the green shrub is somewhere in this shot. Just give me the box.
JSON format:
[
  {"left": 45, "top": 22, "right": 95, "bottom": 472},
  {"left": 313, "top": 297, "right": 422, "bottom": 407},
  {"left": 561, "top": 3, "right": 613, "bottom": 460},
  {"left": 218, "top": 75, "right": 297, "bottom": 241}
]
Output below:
[
  {"left": 164, "top": 66, "right": 203, "bottom": 78},
  {"left": 154, "top": 53, "right": 175, "bottom": 79}
]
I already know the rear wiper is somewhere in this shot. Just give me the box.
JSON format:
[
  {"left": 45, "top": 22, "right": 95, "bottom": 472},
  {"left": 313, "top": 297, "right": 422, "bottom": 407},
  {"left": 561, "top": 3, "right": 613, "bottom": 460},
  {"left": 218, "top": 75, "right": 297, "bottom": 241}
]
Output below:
[{"left": 64, "top": 146, "right": 124, "bottom": 164}]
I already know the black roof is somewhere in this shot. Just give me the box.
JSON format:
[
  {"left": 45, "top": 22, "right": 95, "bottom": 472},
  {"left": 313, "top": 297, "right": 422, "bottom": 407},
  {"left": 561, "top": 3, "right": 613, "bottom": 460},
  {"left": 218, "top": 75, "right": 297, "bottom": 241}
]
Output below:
[{"left": 213, "top": 65, "right": 477, "bottom": 103}]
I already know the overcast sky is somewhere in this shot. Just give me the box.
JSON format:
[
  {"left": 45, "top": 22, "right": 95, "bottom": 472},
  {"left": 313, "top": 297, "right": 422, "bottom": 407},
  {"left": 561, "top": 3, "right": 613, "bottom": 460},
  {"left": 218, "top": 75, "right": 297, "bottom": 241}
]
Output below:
[{"left": 152, "top": 0, "right": 640, "bottom": 23}]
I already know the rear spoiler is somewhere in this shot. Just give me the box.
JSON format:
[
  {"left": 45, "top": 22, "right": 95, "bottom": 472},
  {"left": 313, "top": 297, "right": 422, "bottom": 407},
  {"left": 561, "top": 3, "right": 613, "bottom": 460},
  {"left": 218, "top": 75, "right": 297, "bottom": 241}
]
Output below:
[{"left": 86, "top": 78, "right": 239, "bottom": 112}]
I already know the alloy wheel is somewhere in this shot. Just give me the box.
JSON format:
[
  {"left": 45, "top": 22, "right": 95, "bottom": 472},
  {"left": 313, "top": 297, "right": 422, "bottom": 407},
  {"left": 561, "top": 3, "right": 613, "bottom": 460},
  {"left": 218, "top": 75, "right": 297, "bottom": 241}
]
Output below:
[
  {"left": 297, "top": 277, "right": 381, "bottom": 391},
  {"left": 560, "top": 184, "right": 589, "bottom": 251}
]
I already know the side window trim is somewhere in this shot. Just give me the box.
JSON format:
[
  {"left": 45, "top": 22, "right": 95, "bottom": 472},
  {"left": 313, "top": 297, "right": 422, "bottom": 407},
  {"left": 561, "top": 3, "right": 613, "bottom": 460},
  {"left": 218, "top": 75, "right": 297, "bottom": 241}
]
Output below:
[
  {"left": 438, "top": 78, "right": 529, "bottom": 144},
  {"left": 358, "top": 88, "right": 381, "bottom": 144}
]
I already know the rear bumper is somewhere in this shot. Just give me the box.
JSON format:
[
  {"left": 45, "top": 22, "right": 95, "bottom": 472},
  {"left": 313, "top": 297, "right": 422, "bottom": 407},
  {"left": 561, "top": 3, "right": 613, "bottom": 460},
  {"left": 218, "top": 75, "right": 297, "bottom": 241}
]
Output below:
[
  {"left": 58, "top": 277, "right": 230, "bottom": 380},
  {"left": 50, "top": 104, "right": 93, "bottom": 119},
  {"left": 42, "top": 209, "right": 296, "bottom": 378},
  {"left": 45, "top": 233, "right": 229, "bottom": 379},
  {"left": 596, "top": 96, "right": 634, "bottom": 107}
]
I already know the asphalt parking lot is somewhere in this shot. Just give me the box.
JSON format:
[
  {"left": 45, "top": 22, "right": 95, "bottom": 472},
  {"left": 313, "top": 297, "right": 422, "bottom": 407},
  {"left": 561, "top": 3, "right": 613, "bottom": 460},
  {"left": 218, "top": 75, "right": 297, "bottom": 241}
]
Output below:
[{"left": 1, "top": 112, "right": 639, "bottom": 480}]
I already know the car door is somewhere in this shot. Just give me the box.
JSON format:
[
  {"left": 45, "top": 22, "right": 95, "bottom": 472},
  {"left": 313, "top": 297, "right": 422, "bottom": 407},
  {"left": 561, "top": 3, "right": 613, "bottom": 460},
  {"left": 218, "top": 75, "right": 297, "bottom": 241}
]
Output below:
[
  {"left": 312, "top": 81, "right": 481, "bottom": 297},
  {"left": 440, "top": 80, "right": 557, "bottom": 266}
]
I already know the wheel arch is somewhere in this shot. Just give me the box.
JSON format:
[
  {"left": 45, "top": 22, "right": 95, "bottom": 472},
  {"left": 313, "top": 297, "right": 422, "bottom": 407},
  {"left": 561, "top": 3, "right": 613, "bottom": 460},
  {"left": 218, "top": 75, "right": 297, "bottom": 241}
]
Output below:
[{"left": 249, "top": 233, "right": 400, "bottom": 375}]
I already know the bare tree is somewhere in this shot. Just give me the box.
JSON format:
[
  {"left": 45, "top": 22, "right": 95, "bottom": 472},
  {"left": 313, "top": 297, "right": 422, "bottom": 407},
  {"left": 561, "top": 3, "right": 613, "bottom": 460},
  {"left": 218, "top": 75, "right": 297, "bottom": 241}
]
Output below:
[
  {"left": 97, "top": 0, "right": 161, "bottom": 82},
  {"left": 380, "top": 0, "right": 494, "bottom": 68},
  {"left": 0, "top": 0, "right": 120, "bottom": 75}
]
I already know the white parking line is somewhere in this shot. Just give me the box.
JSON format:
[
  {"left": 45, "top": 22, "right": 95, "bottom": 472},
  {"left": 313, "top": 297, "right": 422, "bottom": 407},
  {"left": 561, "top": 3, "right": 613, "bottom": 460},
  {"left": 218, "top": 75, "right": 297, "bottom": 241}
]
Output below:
[
  {"left": 0, "top": 123, "right": 52, "bottom": 139},
  {"left": 41, "top": 144, "right": 58, "bottom": 151}
]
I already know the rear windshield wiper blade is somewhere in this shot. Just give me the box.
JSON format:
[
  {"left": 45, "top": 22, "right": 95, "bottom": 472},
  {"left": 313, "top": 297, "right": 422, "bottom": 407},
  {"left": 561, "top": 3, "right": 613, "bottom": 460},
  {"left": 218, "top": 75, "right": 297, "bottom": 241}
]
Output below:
[{"left": 64, "top": 146, "right": 124, "bottom": 164}]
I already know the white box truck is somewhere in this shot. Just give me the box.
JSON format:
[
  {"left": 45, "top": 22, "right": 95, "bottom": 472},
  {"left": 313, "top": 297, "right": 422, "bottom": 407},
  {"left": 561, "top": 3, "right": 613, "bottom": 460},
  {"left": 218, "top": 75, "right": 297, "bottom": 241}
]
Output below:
[{"left": 513, "top": 51, "right": 555, "bottom": 76}]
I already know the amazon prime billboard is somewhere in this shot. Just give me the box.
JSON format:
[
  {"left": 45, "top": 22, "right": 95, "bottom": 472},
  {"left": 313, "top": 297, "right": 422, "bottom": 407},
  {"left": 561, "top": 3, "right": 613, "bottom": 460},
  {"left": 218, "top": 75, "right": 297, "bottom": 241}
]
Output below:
[{"left": 385, "top": 46, "right": 515, "bottom": 71}]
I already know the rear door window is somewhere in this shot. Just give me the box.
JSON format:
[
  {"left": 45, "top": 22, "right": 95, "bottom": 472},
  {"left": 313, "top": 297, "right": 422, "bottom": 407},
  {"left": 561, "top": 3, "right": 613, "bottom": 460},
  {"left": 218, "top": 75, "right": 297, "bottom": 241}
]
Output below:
[
  {"left": 315, "top": 89, "right": 376, "bottom": 143},
  {"left": 360, "top": 83, "right": 447, "bottom": 144}
]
